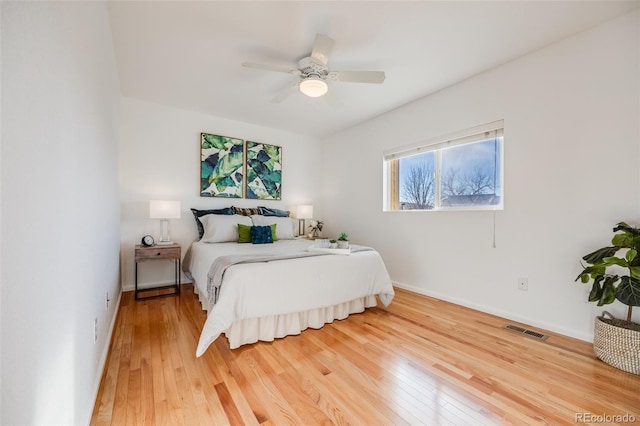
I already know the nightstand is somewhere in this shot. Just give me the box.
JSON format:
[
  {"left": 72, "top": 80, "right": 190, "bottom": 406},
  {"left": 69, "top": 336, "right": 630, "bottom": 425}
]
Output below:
[{"left": 134, "top": 244, "right": 181, "bottom": 300}]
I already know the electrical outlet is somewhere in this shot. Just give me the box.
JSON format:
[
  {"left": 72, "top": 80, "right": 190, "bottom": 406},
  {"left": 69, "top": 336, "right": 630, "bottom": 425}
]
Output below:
[
  {"left": 105, "top": 292, "right": 110, "bottom": 310},
  {"left": 94, "top": 318, "right": 98, "bottom": 344},
  {"left": 518, "top": 277, "right": 528, "bottom": 291}
]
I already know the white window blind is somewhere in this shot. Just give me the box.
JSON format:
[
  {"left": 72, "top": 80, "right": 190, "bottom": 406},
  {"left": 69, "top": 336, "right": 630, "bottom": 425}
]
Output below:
[{"left": 383, "top": 120, "right": 504, "bottom": 161}]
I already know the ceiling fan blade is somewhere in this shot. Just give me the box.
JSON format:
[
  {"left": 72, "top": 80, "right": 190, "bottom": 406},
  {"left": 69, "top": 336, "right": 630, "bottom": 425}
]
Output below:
[
  {"left": 242, "top": 62, "right": 300, "bottom": 75},
  {"left": 270, "top": 82, "right": 299, "bottom": 103},
  {"left": 332, "top": 70, "right": 386, "bottom": 84},
  {"left": 310, "top": 34, "right": 334, "bottom": 67}
]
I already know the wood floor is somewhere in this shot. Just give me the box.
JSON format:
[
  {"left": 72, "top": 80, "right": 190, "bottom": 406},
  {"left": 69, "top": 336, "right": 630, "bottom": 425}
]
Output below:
[{"left": 91, "top": 285, "right": 640, "bottom": 425}]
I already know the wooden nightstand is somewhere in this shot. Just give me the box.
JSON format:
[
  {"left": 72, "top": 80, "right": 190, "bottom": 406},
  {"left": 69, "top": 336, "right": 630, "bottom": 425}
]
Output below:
[{"left": 134, "top": 244, "right": 181, "bottom": 300}]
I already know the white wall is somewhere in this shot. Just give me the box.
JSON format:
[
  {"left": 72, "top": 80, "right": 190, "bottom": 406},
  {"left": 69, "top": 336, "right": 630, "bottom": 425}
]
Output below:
[
  {"left": 0, "top": 2, "right": 3, "bottom": 421},
  {"left": 321, "top": 11, "right": 640, "bottom": 341},
  {"left": 1, "top": 2, "right": 121, "bottom": 425},
  {"left": 119, "top": 97, "right": 322, "bottom": 289}
]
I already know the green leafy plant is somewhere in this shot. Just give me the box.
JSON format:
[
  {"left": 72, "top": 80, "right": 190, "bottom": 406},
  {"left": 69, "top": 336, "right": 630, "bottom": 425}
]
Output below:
[
  {"left": 329, "top": 239, "right": 337, "bottom": 244},
  {"left": 575, "top": 222, "right": 640, "bottom": 322},
  {"left": 338, "top": 232, "right": 348, "bottom": 241}
]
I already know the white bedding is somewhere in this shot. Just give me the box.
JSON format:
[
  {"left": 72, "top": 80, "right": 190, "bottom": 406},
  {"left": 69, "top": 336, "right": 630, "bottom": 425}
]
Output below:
[{"left": 183, "top": 239, "right": 394, "bottom": 356}]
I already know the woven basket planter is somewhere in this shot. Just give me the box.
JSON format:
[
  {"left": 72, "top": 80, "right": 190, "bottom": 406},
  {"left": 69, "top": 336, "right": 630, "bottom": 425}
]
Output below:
[{"left": 593, "top": 311, "right": 640, "bottom": 375}]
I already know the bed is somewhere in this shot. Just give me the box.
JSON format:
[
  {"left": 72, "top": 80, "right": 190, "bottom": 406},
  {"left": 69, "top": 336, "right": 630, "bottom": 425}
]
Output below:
[{"left": 183, "top": 210, "right": 394, "bottom": 357}]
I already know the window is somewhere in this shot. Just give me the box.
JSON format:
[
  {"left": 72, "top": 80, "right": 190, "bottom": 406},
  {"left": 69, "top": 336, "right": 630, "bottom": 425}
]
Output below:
[{"left": 384, "top": 121, "right": 503, "bottom": 211}]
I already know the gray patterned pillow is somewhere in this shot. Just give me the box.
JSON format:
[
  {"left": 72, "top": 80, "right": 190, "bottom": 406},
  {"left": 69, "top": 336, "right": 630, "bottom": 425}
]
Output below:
[{"left": 233, "top": 207, "right": 260, "bottom": 216}]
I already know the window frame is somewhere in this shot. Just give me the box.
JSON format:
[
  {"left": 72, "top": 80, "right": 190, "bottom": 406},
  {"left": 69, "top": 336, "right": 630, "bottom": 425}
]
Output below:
[{"left": 383, "top": 120, "right": 504, "bottom": 212}]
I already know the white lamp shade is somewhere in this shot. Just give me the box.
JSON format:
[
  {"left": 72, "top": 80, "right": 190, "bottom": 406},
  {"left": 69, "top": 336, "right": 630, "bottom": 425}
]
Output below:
[
  {"left": 299, "top": 78, "right": 328, "bottom": 98},
  {"left": 296, "top": 204, "right": 314, "bottom": 219},
  {"left": 149, "top": 200, "right": 181, "bottom": 219}
]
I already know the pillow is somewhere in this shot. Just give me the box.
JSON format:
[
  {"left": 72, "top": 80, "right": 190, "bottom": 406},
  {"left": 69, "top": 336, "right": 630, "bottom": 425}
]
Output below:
[
  {"left": 251, "top": 225, "right": 273, "bottom": 244},
  {"left": 268, "top": 224, "right": 277, "bottom": 241},
  {"left": 237, "top": 223, "right": 252, "bottom": 243},
  {"left": 191, "top": 207, "right": 234, "bottom": 239},
  {"left": 238, "top": 223, "right": 277, "bottom": 243},
  {"left": 257, "top": 206, "right": 290, "bottom": 217},
  {"left": 233, "top": 207, "right": 260, "bottom": 216},
  {"left": 201, "top": 214, "right": 252, "bottom": 243},
  {"left": 251, "top": 215, "right": 295, "bottom": 240}
]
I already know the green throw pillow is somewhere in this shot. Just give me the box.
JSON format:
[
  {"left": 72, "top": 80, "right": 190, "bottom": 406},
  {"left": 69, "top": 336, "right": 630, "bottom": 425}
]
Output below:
[{"left": 238, "top": 223, "right": 252, "bottom": 243}]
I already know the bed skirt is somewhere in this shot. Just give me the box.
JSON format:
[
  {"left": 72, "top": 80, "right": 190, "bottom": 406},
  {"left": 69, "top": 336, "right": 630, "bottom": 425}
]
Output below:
[
  {"left": 194, "top": 286, "right": 377, "bottom": 349},
  {"left": 225, "top": 295, "right": 377, "bottom": 348}
]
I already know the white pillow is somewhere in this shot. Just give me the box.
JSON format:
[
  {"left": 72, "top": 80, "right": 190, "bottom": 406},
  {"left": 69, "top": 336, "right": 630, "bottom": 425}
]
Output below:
[
  {"left": 251, "top": 215, "right": 296, "bottom": 240},
  {"left": 200, "top": 214, "right": 252, "bottom": 243}
]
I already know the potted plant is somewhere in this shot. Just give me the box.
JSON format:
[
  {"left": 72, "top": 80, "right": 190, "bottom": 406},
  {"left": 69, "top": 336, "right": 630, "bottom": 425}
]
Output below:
[
  {"left": 337, "top": 232, "right": 349, "bottom": 249},
  {"left": 329, "top": 239, "right": 337, "bottom": 249},
  {"left": 575, "top": 222, "right": 640, "bottom": 374}
]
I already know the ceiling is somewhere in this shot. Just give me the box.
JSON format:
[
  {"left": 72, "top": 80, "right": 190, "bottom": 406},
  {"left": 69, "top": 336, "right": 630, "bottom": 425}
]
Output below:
[{"left": 108, "top": 1, "right": 638, "bottom": 138}]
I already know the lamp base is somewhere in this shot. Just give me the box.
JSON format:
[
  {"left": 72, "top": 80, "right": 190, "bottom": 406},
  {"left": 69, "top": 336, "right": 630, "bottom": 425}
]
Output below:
[{"left": 158, "top": 219, "right": 173, "bottom": 245}]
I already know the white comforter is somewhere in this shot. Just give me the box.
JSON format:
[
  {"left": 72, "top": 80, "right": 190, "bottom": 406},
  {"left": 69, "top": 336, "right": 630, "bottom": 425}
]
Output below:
[{"left": 184, "top": 239, "right": 394, "bottom": 356}]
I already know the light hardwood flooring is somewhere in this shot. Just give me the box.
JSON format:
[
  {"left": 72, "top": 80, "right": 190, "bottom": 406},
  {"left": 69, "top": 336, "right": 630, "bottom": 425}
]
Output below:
[{"left": 91, "top": 285, "right": 640, "bottom": 425}]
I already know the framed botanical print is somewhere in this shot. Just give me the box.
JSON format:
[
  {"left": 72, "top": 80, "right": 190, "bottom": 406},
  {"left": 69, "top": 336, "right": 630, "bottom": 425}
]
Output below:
[
  {"left": 245, "top": 141, "right": 282, "bottom": 200},
  {"left": 200, "top": 133, "right": 244, "bottom": 197}
]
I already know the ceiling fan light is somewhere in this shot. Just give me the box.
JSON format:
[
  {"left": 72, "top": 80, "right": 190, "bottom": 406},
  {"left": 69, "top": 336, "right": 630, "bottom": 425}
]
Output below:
[{"left": 299, "top": 78, "right": 328, "bottom": 98}]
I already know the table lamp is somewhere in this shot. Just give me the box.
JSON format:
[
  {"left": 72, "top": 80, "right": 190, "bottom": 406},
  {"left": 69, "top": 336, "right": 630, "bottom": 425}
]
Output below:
[
  {"left": 296, "top": 204, "right": 313, "bottom": 236},
  {"left": 149, "top": 200, "right": 181, "bottom": 245}
]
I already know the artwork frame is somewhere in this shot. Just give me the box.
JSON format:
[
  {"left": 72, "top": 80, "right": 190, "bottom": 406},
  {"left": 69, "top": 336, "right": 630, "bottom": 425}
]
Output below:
[
  {"left": 200, "top": 133, "right": 245, "bottom": 198},
  {"left": 245, "top": 141, "right": 282, "bottom": 200}
]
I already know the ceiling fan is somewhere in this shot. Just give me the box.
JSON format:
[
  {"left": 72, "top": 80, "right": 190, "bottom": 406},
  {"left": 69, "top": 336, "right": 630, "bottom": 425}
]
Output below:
[{"left": 241, "top": 33, "right": 386, "bottom": 102}]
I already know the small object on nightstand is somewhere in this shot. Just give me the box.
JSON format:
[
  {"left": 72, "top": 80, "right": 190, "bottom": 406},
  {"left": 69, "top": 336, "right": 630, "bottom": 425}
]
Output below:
[
  {"left": 141, "top": 235, "right": 155, "bottom": 247},
  {"left": 134, "top": 243, "right": 181, "bottom": 300}
]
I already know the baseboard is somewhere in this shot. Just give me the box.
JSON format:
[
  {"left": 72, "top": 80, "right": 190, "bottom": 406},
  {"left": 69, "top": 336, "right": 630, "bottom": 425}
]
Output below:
[
  {"left": 392, "top": 280, "right": 593, "bottom": 343},
  {"left": 88, "top": 288, "right": 123, "bottom": 424}
]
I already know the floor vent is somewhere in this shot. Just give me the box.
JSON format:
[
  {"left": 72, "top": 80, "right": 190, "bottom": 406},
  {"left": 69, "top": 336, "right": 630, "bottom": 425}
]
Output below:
[{"left": 504, "top": 324, "right": 549, "bottom": 341}]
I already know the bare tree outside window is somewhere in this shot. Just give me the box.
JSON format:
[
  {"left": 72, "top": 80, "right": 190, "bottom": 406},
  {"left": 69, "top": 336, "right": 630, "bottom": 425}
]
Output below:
[
  {"left": 441, "top": 168, "right": 465, "bottom": 197},
  {"left": 401, "top": 161, "right": 435, "bottom": 209},
  {"left": 463, "top": 166, "right": 494, "bottom": 195},
  {"left": 441, "top": 166, "right": 495, "bottom": 198}
]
